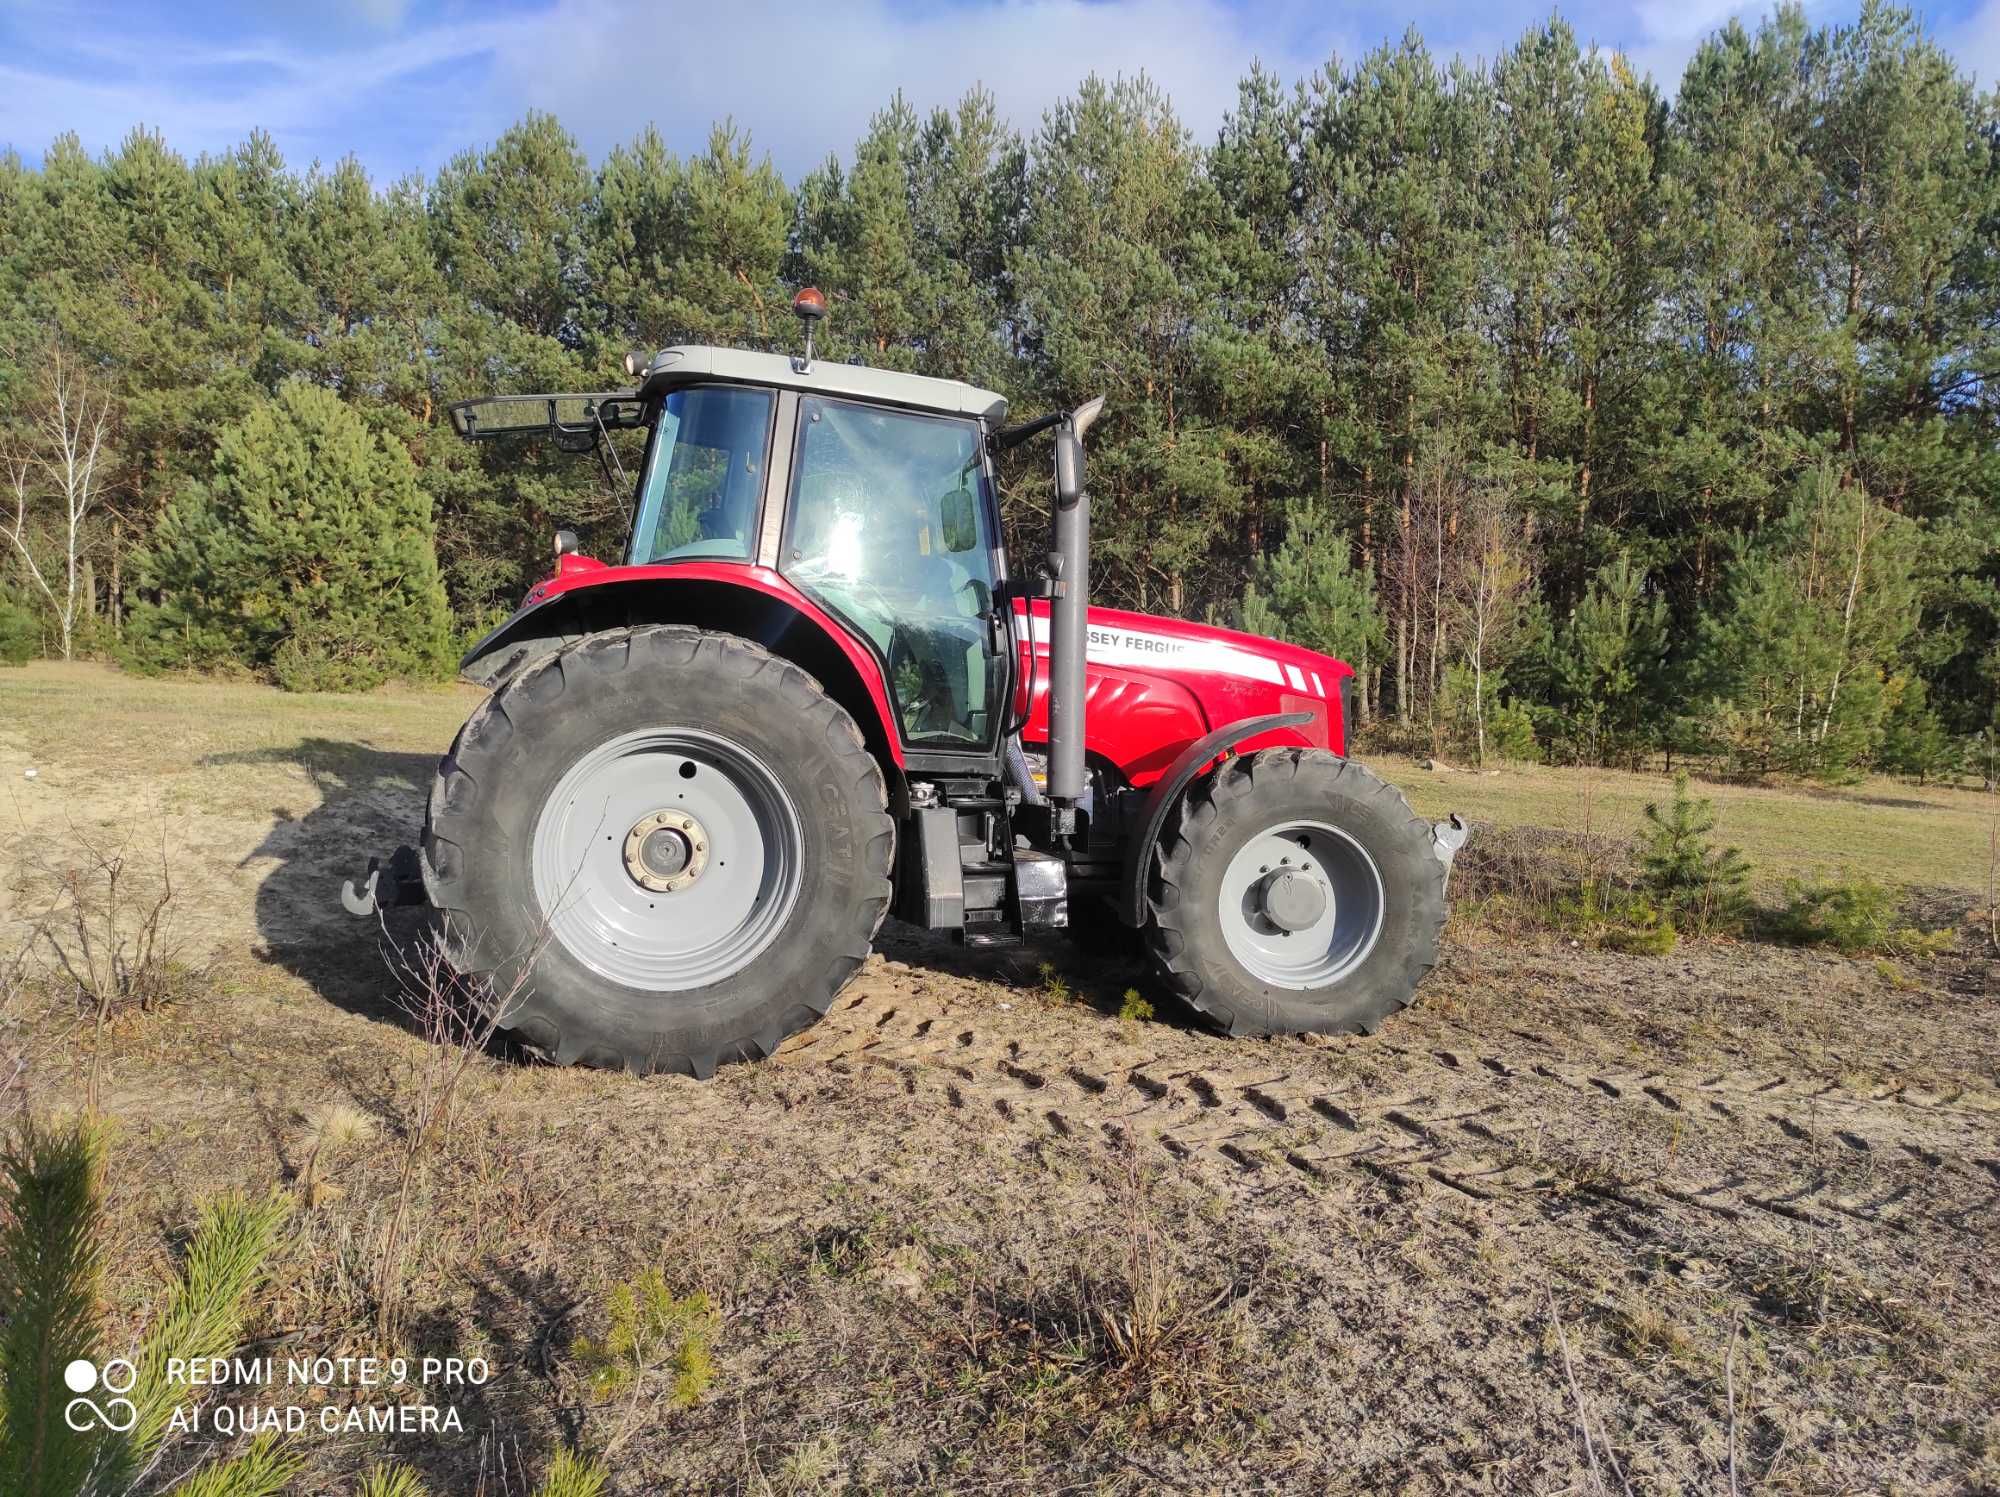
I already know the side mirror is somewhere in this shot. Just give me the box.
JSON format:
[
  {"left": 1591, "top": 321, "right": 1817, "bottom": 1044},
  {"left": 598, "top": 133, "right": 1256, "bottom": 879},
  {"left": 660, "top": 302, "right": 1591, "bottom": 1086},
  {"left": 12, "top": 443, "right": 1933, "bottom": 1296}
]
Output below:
[
  {"left": 939, "top": 487, "right": 979, "bottom": 554},
  {"left": 1053, "top": 429, "right": 1083, "bottom": 509}
]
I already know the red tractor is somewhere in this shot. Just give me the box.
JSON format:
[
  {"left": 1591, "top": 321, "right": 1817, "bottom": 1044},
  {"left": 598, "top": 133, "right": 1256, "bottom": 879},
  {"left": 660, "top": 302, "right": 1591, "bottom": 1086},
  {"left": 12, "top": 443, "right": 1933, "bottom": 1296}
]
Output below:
[{"left": 344, "top": 292, "right": 1465, "bottom": 1076}]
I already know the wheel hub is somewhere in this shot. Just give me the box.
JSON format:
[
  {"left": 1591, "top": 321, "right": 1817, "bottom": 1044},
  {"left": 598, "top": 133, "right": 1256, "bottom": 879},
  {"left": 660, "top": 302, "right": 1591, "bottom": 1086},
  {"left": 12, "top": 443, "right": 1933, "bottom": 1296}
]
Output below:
[
  {"left": 1259, "top": 868, "right": 1327, "bottom": 932},
  {"left": 623, "top": 809, "right": 708, "bottom": 893}
]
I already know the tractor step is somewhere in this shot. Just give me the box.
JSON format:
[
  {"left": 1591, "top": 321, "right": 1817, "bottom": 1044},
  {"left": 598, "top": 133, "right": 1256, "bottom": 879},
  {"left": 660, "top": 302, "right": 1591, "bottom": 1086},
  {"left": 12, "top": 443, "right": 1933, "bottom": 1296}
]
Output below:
[
  {"left": 340, "top": 845, "right": 427, "bottom": 918},
  {"left": 961, "top": 907, "right": 1018, "bottom": 947}
]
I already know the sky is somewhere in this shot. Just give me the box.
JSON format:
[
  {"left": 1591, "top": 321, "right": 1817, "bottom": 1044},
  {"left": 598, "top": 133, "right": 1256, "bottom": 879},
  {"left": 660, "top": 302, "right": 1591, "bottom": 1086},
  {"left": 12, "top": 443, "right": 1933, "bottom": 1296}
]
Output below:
[{"left": 2, "top": 0, "right": 1996, "bottom": 183}]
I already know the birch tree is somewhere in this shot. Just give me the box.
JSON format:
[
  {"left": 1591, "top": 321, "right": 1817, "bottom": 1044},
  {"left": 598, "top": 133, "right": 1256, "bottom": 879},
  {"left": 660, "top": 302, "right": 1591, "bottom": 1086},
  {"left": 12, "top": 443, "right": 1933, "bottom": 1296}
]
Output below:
[
  {"left": 4, "top": 341, "right": 115, "bottom": 659},
  {"left": 1449, "top": 489, "right": 1534, "bottom": 765},
  {"left": 1703, "top": 464, "right": 1922, "bottom": 777}
]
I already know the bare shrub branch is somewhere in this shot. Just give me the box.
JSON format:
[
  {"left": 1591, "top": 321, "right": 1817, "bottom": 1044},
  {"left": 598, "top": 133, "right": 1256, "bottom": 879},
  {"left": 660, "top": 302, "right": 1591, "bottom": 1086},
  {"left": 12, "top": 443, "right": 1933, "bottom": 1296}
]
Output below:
[{"left": 371, "top": 921, "right": 537, "bottom": 1344}]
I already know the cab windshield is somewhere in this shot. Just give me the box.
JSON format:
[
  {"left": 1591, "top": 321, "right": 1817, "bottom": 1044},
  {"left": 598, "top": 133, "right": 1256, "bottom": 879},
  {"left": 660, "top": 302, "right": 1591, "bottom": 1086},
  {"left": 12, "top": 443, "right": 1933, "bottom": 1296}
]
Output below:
[{"left": 627, "top": 385, "right": 775, "bottom": 564}]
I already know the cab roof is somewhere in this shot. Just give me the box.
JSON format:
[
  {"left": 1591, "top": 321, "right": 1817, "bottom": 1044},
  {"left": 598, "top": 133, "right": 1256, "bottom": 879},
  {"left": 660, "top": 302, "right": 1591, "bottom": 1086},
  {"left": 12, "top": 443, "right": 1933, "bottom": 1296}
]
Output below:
[{"left": 636, "top": 345, "right": 1008, "bottom": 426}]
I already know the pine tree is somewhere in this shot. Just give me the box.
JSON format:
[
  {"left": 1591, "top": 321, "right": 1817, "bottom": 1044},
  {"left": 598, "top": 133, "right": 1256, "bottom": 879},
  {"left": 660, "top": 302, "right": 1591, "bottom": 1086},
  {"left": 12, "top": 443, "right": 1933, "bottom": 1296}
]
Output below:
[
  {"left": 0, "top": 8, "right": 1991, "bottom": 724},
  {"left": 792, "top": 91, "right": 1023, "bottom": 389},
  {"left": 1702, "top": 463, "right": 1923, "bottom": 777},
  {"left": 1802, "top": 4, "right": 2000, "bottom": 735},
  {"left": 1652, "top": 14, "right": 1810, "bottom": 623},
  {"left": 1011, "top": 75, "right": 1239, "bottom": 618},
  {"left": 795, "top": 98, "right": 926, "bottom": 371},
  {"left": 1207, "top": 69, "right": 1322, "bottom": 629},
  {"left": 1483, "top": 24, "right": 1590, "bottom": 558},
  {"left": 585, "top": 122, "right": 792, "bottom": 359},
  {"left": 1638, "top": 772, "right": 1752, "bottom": 930},
  {"left": 430, "top": 113, "right": 590, "bottom": 346},
  {"left": 904, "top": 89, "right": 1026, "bottom": 391},
  {"left": 1547, "top": 553, "right": 1669, "bottom": 765},
  {"left": 129, "top": 382, "right": 453, "bottom": 688},
  {"left": 0, "top": 589, "right": 36, "bottom": 665},
  {"left": 426, "top": 117, "right": 603, "bottom": 612},
  {"left": 1296, "top": 34, "right": 1493, "bottom": 721},
  {"left": 0, "top": 1119, "right": 294, "bottom": 1497},
  {"left": 1559, "top": 55, "right": 1666, "bottom": 601},
  {"left": 282, "top": 160, "right": 442, "bottom": 421},
  {"left": 1239, "top": 499, "right": 1386, "bottom": 671},
  {"left": 1876, "top": 673, "right": 1960, "bottom": 782}
]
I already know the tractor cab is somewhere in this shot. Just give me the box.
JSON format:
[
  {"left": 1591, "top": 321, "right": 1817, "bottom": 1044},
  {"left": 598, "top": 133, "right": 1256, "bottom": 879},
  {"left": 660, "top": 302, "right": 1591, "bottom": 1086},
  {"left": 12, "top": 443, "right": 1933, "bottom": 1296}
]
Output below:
[{"left": 448, "top": 322, "right": 1016, "bottom": 756}]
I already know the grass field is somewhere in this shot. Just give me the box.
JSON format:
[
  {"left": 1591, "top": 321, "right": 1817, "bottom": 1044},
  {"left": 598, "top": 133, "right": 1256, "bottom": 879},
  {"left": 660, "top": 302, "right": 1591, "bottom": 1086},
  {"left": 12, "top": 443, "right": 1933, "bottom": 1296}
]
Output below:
[
  {"left": 1379, "top": 751, "right": 2000, "bottom": 896},
  {"left": 3, "top": 661, "right": 1998, "bottom": 1494},
  {"left": 0, "top": 660, "right": 473, "bottom": 779},
  {"left": 5, "top": 661, "right": 1992, "bottom": 892}
]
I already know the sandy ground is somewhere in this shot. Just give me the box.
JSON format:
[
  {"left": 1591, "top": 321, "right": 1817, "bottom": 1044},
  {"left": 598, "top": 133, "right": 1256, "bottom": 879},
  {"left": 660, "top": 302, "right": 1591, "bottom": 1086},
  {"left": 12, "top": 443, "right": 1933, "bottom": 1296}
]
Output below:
[{"left": 2, "top": 663, "right": 1998, "bottom": 1493}]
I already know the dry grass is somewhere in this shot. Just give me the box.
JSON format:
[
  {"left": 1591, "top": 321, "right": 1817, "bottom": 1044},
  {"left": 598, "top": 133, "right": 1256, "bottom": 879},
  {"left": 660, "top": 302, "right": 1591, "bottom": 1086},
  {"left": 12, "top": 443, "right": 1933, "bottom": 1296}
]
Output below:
[
  {"left": 913, "top": 1149, "right": 1250, "bottom": 1458},
  {"left": 2, "top": 662, "right": 1997, "bottom": 1492},
  {"left": 372, "top": 927, "right": 517, "bottom": 1344},
  {"left": 18, "top": 824, "right": 195, "bottom": 1011}
]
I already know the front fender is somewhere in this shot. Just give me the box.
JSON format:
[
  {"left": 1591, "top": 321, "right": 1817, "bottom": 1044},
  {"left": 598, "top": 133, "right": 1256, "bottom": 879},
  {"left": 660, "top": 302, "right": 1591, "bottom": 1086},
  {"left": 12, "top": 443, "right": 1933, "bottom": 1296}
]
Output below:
[
  {"left": 458, "top": 594, "right": 576, "bottom": 688},
  {"left": 1118, "top": 710, "right": 1313, "bottom": 926}
]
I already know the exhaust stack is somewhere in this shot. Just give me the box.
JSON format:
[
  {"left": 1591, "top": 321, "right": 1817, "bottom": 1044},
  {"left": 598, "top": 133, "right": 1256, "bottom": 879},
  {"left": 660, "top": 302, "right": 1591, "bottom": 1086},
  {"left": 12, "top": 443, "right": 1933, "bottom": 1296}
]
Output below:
[{"left": 1045, "top": 395, "right": 1105, "bottom": 835}]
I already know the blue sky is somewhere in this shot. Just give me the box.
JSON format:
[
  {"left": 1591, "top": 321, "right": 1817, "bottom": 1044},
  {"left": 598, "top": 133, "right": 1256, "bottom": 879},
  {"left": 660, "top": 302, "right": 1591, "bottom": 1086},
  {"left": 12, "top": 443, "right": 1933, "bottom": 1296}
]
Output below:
[{"left": 2, "top": 0, "right": 1995, "bottom": 182}]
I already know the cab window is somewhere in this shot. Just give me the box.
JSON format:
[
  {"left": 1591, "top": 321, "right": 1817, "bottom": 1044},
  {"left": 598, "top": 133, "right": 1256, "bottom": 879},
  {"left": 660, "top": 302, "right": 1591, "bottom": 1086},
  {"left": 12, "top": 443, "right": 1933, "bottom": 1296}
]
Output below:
[
  {"left": 784, "top": 397, "right": 1002, "bottom": 747},
  {"left": 627, "top": 385, "right": 774, "bottom": 564}
]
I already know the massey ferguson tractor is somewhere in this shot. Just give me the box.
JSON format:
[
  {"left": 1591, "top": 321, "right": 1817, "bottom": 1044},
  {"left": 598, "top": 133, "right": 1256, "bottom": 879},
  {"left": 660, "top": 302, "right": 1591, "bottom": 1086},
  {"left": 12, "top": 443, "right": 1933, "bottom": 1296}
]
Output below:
[{"left": 343, "top": 290, "right": 1465, "bottom": 1077}]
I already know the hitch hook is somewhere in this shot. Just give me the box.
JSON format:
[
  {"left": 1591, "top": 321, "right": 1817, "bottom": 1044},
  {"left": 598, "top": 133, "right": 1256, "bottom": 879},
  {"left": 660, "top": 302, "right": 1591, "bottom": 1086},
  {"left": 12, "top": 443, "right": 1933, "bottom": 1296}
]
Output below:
[
  {"left": 340, "top": 846, "right": 424, "bottom": 918},
  {"left": 1431, "top": 814, "right": 1470, "bottom": 875}
]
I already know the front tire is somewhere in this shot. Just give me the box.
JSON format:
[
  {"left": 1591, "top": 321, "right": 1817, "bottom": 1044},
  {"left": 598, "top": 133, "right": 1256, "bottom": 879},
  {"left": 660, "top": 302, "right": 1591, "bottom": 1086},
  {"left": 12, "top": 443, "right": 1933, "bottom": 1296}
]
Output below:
[
  {"left": 422, "top": 625, "right": 894, "bottom": 1076},
  {"left": 1143, "top": 749, "right": 1446, "bottom": 1037}
]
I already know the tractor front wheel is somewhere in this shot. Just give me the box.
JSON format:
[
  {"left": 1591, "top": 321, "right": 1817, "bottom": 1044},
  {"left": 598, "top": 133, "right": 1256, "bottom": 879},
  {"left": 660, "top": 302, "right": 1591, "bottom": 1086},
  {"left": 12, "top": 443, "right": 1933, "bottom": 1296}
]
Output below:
[
  {"left": 422, "top": 624, "right": 894, "bottom": 1076},
  {"left": 1143, "top": 749, "right": 1447, "bottom": 1037}
]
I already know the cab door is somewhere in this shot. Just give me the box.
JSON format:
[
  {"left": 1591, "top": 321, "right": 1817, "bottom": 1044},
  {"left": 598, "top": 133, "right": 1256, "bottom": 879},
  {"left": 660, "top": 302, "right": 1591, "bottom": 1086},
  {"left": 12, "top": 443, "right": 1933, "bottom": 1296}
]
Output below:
[{"left": 779, "top": 395, "right": 1007, "bottom": 756}]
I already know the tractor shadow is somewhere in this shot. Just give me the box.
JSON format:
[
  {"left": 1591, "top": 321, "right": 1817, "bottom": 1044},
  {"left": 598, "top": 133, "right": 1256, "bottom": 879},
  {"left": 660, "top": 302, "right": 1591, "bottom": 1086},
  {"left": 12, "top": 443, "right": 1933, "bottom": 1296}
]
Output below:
[
  {"left": 203, "top": 737, "right": 438, "bottom": 1031},
  {"left": 205, "top": 737, "right": 1178, "bottom": 1048}
]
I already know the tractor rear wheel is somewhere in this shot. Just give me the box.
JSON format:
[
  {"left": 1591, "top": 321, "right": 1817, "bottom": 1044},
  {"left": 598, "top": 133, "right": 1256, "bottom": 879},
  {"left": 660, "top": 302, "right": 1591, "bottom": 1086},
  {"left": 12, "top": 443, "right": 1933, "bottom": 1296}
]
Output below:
[
  {"left": 422, "top": 624, "right": 894, "bottom": 1076},
  {"left": 1142, "top": 748, "right": 1446, "bottom": 1037}
]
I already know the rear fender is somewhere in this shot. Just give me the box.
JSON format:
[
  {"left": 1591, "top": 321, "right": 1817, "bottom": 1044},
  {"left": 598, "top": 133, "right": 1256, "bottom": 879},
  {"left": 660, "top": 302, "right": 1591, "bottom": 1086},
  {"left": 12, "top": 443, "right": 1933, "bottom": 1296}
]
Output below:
[{"left": 460, "top": 565, "right": 906, "bottom": 782}]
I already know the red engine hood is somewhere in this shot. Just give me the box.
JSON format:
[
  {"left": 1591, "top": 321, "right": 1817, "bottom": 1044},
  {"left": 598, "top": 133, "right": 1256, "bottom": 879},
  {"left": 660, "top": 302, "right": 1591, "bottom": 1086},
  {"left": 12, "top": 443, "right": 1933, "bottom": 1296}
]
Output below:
[{"left": 1013, "top": 600, "right": 1354, "bottom": 786}]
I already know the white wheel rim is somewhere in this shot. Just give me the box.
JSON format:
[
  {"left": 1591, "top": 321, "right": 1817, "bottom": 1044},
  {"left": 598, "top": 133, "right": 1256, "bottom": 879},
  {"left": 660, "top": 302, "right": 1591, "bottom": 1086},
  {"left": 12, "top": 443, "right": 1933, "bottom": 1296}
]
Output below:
[
  {"left": 531, "top": 727, "right": 804, "bottom": 992},
  {"left": 1216, "top": 819, "right": 1385, "bottom": 989}
]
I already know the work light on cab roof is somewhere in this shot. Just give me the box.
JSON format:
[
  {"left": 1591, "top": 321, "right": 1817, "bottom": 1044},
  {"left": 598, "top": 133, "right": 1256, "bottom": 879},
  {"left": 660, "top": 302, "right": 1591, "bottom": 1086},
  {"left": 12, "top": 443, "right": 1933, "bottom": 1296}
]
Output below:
[{"left": 349, "top": 295, "right": 1466, "bottom": 1080}]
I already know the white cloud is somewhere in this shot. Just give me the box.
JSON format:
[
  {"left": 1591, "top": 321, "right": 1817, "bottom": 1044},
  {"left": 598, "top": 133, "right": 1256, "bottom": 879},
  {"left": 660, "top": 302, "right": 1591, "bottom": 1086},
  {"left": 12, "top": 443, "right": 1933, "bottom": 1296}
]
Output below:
[
  {"left": 480, "top": 0, "right": 1354, "bottom": 173},
  {"left": 0, "top": 8, "right": 545, "bottom": 170},
  {"left": 0, "top": 0, "right": 1363, "bottom": 176},
  {"left": 1631, "top": 0, "right": 1751, "bottom": 45},
  {"left": 348, "top": 0, "right": 413, "bottom": 26}
]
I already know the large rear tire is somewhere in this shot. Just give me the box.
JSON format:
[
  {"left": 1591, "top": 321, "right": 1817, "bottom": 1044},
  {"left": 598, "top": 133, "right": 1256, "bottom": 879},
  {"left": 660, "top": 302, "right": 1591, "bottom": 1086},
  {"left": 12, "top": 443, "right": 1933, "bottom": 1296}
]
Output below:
[
  {"left": 422, "top": 624, "right": 895, "bottom": 1077},
  {"left": 1142, "top": 748, "right": 1446, "bottom": 1037}
]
